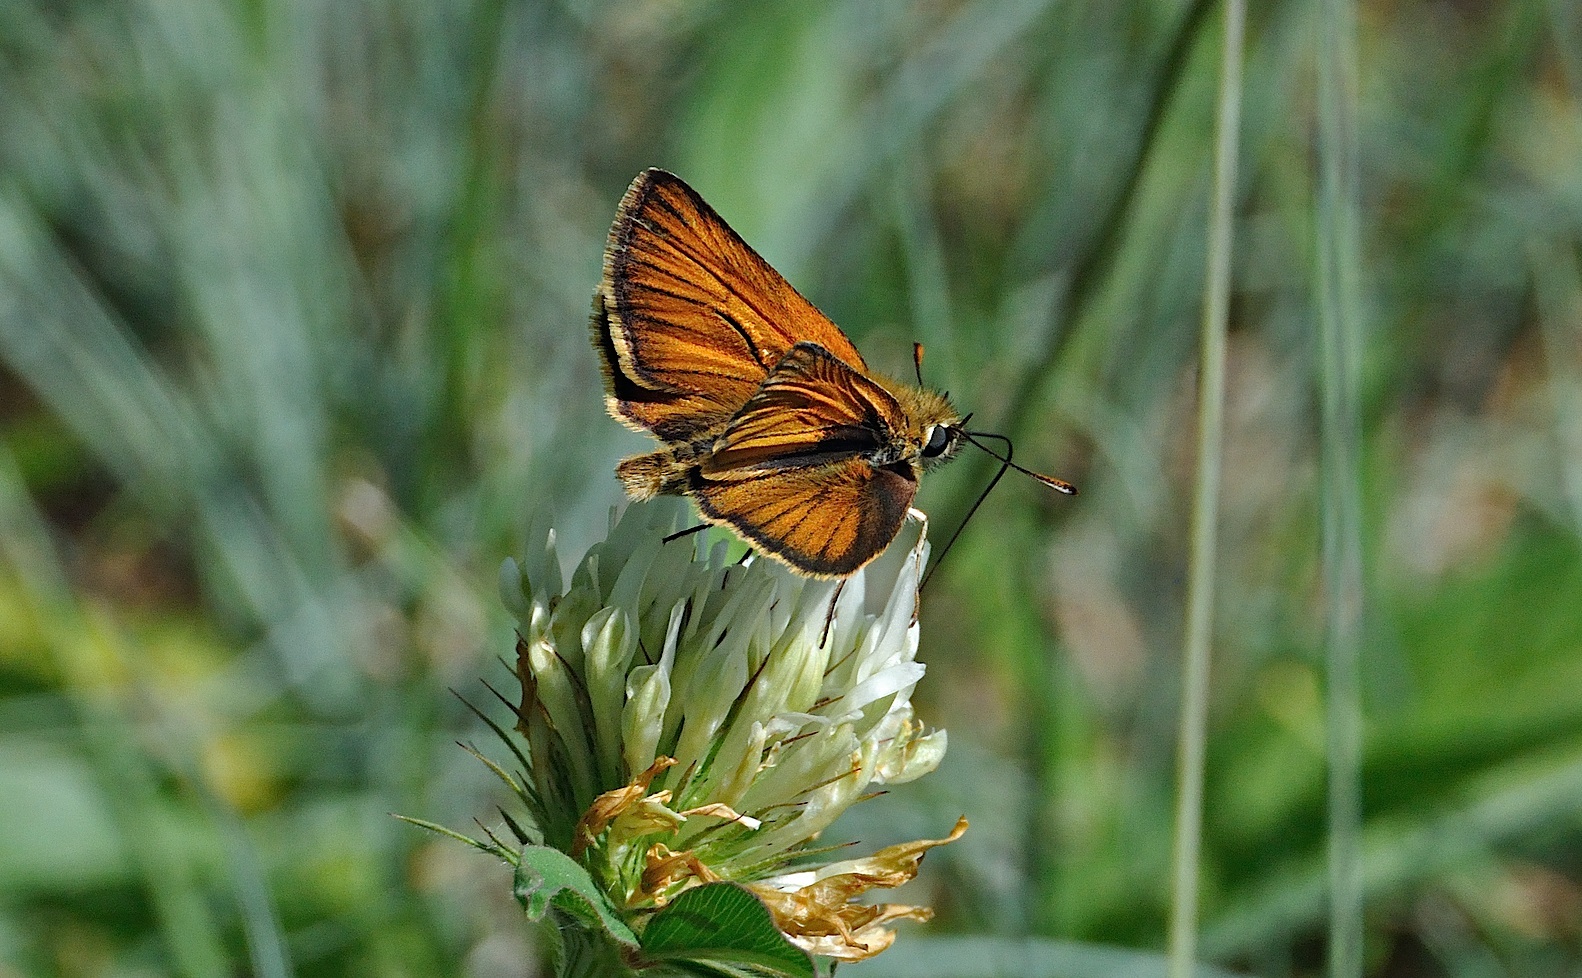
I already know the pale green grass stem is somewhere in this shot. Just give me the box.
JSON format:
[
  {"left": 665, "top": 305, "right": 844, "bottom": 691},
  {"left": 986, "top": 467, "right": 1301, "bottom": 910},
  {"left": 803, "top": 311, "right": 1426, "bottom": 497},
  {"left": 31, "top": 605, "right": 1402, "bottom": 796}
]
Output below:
[
  {"left": 1316, "top": 0, "right": 1365, "bottom": 972},
  {"left": 1168, "top": 1, "right": 1245, "bottom": 976}
]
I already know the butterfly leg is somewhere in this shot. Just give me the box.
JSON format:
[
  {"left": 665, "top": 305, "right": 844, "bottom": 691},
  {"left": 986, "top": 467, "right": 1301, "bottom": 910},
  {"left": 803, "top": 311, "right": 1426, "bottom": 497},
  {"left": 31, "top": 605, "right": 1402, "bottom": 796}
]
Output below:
[
  {"left": 662, "top": 523, "right": 709, "bottom": 544},
  {"left": 819, "top": 579, "right": 847, "bottom": 647}
]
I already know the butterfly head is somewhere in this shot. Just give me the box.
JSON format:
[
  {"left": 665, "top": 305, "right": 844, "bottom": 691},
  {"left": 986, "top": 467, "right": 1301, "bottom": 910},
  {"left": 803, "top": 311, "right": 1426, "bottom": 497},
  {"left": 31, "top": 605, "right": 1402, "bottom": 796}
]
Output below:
[{"left": 891, "top": 384, "right": 964, "bottom": 473}]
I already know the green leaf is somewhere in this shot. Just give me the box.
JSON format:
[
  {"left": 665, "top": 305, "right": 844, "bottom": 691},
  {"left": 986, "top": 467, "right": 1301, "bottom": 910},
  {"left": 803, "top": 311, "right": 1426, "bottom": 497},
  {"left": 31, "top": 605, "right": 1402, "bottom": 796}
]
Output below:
[
  {"left": 640, "top": 883, "right": 814, "bottom": 978},
  {"left": 513, "top": 845, "right": 640, "bottom": 949}
]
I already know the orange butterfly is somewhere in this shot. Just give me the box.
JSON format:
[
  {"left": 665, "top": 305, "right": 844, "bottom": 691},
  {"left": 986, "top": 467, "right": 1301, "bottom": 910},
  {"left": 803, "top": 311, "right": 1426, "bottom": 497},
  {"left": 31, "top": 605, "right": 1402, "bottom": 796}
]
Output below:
[{"left": 591, "top": 168, "right": 1074, "bottom": 578}]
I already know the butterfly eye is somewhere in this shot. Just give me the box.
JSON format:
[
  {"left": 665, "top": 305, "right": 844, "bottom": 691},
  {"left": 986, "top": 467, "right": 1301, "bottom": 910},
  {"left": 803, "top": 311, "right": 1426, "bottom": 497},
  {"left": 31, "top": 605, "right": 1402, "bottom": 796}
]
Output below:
[{"left": 922, "top": 424, "right": 953, "bottom": 459}]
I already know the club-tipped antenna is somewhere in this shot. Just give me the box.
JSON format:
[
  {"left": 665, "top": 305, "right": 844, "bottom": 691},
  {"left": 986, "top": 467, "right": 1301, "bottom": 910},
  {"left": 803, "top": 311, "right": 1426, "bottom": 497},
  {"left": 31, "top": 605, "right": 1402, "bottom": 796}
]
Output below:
[
  {"left": 961, "top": 431, "right": 1078, "bottom": 495},
  {"left": 921, "top": 429, "right": 1078, "bottom": 590},
  {"left": 912, "top": 342, "right": 926, "bottom": 386}
]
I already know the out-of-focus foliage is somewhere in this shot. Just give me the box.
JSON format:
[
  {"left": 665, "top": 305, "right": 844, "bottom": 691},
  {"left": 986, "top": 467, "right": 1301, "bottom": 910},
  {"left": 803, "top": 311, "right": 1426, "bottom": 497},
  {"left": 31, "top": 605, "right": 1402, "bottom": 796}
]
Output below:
[{"left": 0, "top": 0, "right": 1579, "bottom": 976}]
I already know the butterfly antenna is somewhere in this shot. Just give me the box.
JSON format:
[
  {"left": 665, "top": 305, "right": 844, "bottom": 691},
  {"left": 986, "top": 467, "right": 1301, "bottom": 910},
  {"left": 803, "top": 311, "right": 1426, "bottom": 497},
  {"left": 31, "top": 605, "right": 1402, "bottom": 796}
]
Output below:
[
  {"left": 912, "top": 342, "right": 926, "bottom": 386},
  {"left": 920, "top": 430, "right": 1077, "bottom": 590},
  {"left": 961, "top": 431, "right": 1078, "bottom": 495}
]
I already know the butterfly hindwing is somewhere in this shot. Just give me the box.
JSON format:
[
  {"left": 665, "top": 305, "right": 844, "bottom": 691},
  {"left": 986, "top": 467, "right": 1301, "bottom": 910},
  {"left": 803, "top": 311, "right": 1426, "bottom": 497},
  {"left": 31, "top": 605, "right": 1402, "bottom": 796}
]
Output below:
[
  {"left": 689, "top": 459, "right": 916, "bottom": 578},
  {"left": 687, "top": 343, "right": 916, "bottom": 576},
  {"left": 595, "top": 169, "right": 869, "bottom": 443},
  {"left": 703, "top": 342, "right": 905, "bottom": 477}
]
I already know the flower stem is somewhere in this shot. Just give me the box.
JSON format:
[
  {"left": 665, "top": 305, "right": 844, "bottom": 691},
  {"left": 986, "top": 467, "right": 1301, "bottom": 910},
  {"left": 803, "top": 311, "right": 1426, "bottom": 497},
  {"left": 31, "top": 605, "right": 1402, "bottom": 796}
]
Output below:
[{"left": 1168, "top": 1, "right": 1245, "bottom": 976}]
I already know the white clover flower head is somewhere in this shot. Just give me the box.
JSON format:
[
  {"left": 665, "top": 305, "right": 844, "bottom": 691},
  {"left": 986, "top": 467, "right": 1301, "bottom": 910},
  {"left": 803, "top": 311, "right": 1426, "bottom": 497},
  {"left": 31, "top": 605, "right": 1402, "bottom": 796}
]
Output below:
[{"left": 499, "top": 499, "right": 955, "bottom": 960}]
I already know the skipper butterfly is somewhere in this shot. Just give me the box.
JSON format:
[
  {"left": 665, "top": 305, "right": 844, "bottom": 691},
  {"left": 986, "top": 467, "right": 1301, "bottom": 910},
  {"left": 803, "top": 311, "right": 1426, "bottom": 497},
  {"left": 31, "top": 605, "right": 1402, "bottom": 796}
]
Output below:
[{"left": 591, "top": 169, "right": 1073, "bottom": 578}]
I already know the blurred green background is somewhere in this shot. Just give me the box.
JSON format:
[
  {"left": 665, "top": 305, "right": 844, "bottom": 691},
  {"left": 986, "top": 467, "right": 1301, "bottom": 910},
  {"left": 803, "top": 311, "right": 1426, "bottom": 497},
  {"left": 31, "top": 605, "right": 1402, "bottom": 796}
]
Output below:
[{"left": 2, "top": 0, "right": 1580, "bottom": 975}]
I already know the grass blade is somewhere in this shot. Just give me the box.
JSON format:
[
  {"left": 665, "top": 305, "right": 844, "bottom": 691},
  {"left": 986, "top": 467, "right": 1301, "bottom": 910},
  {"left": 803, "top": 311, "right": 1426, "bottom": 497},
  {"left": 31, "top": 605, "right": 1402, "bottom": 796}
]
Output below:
[
  {"left": 1168, "top": 1, "right": 1246, "bottom": 976},
  {"left": 1315, "top": 0, "right": 1365, "bottom": 971}
]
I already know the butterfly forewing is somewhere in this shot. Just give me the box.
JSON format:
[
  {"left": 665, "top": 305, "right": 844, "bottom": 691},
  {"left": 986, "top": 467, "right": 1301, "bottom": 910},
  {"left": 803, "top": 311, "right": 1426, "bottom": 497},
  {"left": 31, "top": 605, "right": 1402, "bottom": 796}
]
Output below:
[
  {"left": 592, "top": 293, "right": 743, "bottom": 443},
  {"left": 690, "top": 459, "right": 916, "bottom": 578},
  {"left": 595, "top": 169, "right": 869, "bottom": 442}
]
